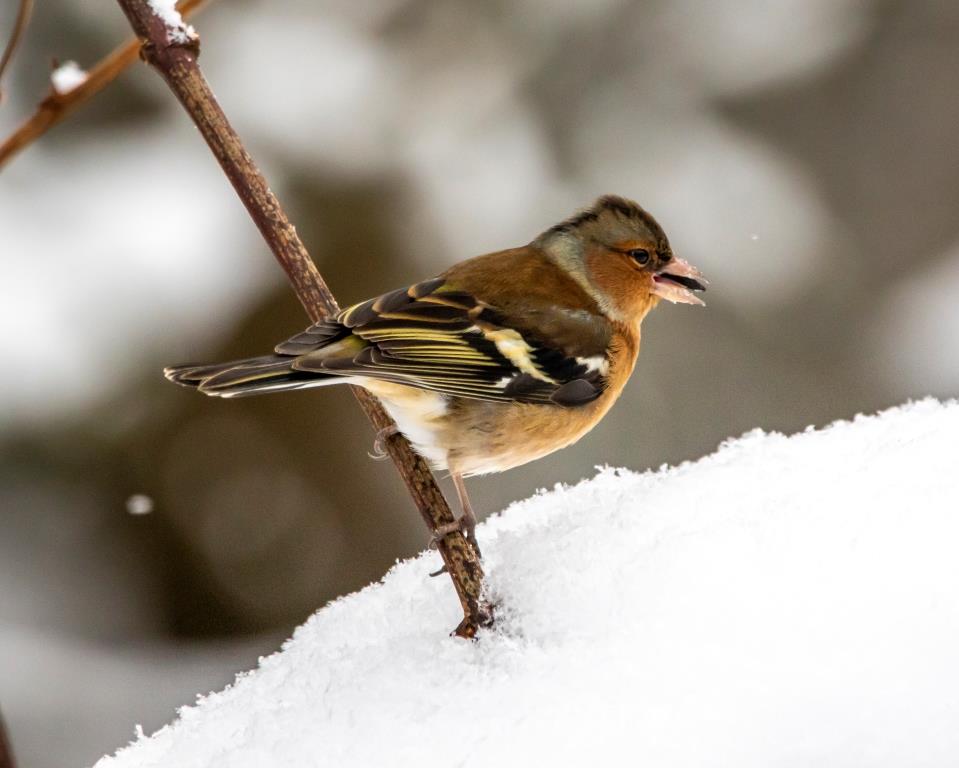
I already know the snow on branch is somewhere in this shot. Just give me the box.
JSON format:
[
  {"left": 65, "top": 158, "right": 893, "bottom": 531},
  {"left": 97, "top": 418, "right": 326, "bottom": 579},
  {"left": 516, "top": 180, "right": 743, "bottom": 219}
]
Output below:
[
  {"left": 50, "top": 60, "right": 88, "bottom": 95},
  {"left": 98, "top": 399, "right": 959, "bottom": 767},
  {"left": 145, "top": 0, "right": 196, "bottom": 44},
  {"left": 0, "top": 0, "right": 208, "bottom": 171}
]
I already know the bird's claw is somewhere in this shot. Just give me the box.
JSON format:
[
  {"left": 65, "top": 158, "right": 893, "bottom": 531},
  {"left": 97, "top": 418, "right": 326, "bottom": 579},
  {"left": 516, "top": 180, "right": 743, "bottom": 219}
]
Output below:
[
  {"left": 368, "top": 424, "right": 399, "bottom": 460},
  {"left": 429, "top": 515, "right": 482, "bottom": 560}
]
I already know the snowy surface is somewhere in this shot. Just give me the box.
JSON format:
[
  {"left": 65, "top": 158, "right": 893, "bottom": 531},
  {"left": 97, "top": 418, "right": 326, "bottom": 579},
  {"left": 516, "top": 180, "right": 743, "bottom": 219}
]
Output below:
[
  {"left": 50, "top": 61, "right": 88, "bottom": 95},
  {"left": 98, "top": 399, "right": 959, "bottom": 767},
  {"left": 0, "top": 625, "right": 276, "bottom": 768}
]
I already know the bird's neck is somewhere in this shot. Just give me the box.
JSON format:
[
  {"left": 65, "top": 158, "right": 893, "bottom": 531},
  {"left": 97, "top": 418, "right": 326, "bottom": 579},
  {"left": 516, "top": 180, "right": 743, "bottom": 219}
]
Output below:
[{"left": 537, "top": 232, "right": 629, "bottom": 323}]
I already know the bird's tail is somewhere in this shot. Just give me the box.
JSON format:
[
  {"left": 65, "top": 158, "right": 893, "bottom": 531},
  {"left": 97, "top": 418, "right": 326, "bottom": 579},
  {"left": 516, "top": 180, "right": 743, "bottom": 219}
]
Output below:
[{"left": 164, "top": 355, "right": 339, "bottom": 398}]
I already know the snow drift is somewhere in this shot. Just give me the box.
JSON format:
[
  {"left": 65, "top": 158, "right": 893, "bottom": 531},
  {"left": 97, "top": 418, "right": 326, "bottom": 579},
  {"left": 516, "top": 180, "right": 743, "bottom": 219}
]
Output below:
[{"left": 98, "top": 399, "right": 959, "bottom": 767}]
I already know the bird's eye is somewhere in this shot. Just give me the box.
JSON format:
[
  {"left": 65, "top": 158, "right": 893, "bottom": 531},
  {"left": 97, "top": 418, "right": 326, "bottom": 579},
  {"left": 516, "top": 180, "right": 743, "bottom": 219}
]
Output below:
[{"left": 628, "top": 249, "right": 650, "bottom": 265}]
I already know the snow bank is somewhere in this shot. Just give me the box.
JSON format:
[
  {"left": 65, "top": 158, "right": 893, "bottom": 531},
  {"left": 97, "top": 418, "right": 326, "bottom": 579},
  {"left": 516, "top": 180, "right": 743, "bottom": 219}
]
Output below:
[{"left": 98, "top": 400, "right": 959, "bottom": 767}]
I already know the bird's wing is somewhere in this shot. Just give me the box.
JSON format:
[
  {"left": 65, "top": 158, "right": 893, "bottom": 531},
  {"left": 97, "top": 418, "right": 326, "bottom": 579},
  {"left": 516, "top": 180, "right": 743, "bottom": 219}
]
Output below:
[{"left": 279, "top": 278, "right": 612, "bottom": 407}]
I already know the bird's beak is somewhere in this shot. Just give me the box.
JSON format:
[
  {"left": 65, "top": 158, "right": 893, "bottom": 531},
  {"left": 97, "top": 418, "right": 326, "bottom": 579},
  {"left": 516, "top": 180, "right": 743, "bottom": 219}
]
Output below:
[{"left": 652, "top": 257, "right": 708, "bottom": 306}]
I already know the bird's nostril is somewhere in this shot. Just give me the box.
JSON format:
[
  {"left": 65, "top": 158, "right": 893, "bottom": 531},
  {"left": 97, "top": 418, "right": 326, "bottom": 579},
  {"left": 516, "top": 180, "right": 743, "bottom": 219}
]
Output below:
[{"left": 660, "top": 252, "right": 672, "bottom": 264}]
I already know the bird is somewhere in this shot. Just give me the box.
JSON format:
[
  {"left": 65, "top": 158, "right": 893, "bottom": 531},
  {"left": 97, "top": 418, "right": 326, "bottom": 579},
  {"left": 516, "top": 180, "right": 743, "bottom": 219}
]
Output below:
[{"left": 164, "top": 195, "right": 706, "bottom": 556}]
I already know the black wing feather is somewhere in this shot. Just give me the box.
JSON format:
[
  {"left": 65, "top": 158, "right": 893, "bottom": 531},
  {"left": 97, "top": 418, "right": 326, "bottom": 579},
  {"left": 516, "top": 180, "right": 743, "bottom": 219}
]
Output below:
[{"left": 284, "top": 278, "right": 610, "bottom": 407}]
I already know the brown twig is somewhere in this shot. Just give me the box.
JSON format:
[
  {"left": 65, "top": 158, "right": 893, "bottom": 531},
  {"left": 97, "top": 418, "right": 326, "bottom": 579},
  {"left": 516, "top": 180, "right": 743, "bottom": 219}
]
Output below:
[
  {"left": 0, "top": 0, "right": 204, "bottom": 170},
  {"left": 0, "top": 0, "right": 33, "bottom": 104},
  {"left": 114, "top": 0, "right": 491, "bottom": 637},
  {"left": 0, "top": 708, "right": 16, "bottom": 768}
]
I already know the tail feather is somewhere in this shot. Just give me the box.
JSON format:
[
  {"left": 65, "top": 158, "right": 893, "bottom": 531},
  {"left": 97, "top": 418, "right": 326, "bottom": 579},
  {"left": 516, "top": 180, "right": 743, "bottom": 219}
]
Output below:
[
  {"left": 164, "top": 355, "right": 338, "bottom": 398},
  {"left": 164, "top": 355, "right": 278, "bottom": 386}
]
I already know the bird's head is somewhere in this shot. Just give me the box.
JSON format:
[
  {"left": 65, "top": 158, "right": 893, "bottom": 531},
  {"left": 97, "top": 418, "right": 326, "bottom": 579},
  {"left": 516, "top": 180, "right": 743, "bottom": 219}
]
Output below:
[{"left": 536, "top": 195, "right": 706, "bottom": 324}]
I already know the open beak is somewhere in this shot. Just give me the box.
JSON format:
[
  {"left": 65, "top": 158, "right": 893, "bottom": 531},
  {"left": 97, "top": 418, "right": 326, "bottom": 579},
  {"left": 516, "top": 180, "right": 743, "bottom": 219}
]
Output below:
[{"left": 652, "top": 257, "right": 707, "bottom": 306}]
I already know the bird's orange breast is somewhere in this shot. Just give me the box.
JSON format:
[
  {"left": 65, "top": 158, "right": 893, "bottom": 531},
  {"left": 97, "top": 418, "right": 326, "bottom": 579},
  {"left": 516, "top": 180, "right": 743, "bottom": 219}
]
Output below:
[{"left": 439, "top": 324, "right": 640, "bottom": 476}]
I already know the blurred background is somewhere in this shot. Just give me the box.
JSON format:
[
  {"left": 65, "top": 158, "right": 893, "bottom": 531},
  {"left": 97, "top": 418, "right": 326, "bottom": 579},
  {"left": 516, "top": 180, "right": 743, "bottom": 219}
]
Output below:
[{"left": 2, "top": 0, "right": 958, "bottom": 765}]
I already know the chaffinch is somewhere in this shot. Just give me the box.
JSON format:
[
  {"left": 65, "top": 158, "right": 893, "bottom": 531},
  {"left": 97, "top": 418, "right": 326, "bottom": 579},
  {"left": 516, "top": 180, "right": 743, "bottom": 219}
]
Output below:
[{"left": 165, "top": 195, "right": 706, "bottom": 552}]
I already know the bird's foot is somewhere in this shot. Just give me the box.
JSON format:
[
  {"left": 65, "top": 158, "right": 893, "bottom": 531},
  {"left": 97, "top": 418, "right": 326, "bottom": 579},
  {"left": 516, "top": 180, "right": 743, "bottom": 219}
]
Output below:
[
  {"left": 368, "top": 424, "right": 399, "bottom": 460},
  {"left": 429, "top": 514, "right": 482, "bottom": 560}
]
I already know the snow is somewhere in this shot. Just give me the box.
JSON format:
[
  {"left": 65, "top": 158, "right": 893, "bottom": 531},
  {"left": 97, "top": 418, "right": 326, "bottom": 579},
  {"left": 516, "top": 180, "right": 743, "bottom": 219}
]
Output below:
[
  {"left": 50, "top": 61, "right": 88, "bottom": 95},
  {"left": 98, "top": 399, "right": 959, "bottom": 767},
  {"left": 125, "top": 494, "right": 154, "bottom": 515},
  {"left": 147, "top": 0, "right": 196, "bottom": 44}
]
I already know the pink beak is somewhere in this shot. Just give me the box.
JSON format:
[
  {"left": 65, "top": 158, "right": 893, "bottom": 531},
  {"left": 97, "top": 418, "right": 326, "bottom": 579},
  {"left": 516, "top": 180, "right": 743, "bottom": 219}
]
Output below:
[{"left": 652, "top": 257, "right": 707, "bottom": 306}]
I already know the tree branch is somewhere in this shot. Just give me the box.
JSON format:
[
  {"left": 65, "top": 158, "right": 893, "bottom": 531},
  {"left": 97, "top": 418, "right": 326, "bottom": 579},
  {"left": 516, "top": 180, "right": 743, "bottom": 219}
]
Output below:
[
  {"left": 0, "top": 708, "right": 16, "bottom": 768},
  {"left": 0, "top": 0, "right": 33, "bottom": 105},
  {"left": 0, "top": 0, "right": 205, "bottom": 170},
  {"left": 114, "top": 0, "right": 491, "bottom": 636}
]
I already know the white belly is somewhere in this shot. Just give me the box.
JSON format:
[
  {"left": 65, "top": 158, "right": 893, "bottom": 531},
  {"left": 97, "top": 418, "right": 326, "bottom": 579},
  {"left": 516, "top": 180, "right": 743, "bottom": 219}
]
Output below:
[{"left": 360, "top": 379, "right": 450, "bottom": 470}]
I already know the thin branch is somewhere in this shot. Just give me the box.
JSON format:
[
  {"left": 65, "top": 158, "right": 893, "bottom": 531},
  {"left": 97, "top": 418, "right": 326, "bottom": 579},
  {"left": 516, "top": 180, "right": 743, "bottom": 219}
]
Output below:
[
  {"left": 114, "top": 0, "right": 491, "bottom": 637},
  {"left": 0, "top": 0, "right": 33, "bottom": 104},
  {"left": 0, "top": 707, "right": 16, "bottom": 768},
  {"left": 0, "top": 0, "right": 205, "bottom": 170}
]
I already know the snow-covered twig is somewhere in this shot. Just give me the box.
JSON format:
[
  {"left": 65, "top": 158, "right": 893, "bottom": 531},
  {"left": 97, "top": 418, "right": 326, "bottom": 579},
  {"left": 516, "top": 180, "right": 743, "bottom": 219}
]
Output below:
[
  {"left": 49, "top": 60, "right": 88, "bottom": 95},
  {"left": 145, "top": 0, "right": 196, "bottom": 45},
  {"left": 0, "top": 0, "right": 205, "bottom": 170},
  {"left": 113, "top": 0, "right": 491, "bottom": 637}
]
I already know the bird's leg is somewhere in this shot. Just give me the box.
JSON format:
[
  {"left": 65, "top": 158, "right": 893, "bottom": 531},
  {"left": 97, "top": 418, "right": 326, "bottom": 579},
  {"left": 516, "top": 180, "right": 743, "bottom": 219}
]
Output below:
[
  {"left": 430, "top": 473, "right": 481, "bottom": 560},
  {"left": 452, "top": 473, "right": 481, "bottom": 557},
  {"left": 368, "top": 424, "right": 399, "bottom": 460}
]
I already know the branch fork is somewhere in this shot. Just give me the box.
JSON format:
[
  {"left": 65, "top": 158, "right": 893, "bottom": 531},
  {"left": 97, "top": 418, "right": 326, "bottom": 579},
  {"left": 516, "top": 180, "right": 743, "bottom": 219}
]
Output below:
[{"left": 0, "top": 0, "right": 204, "bottom": 170}]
